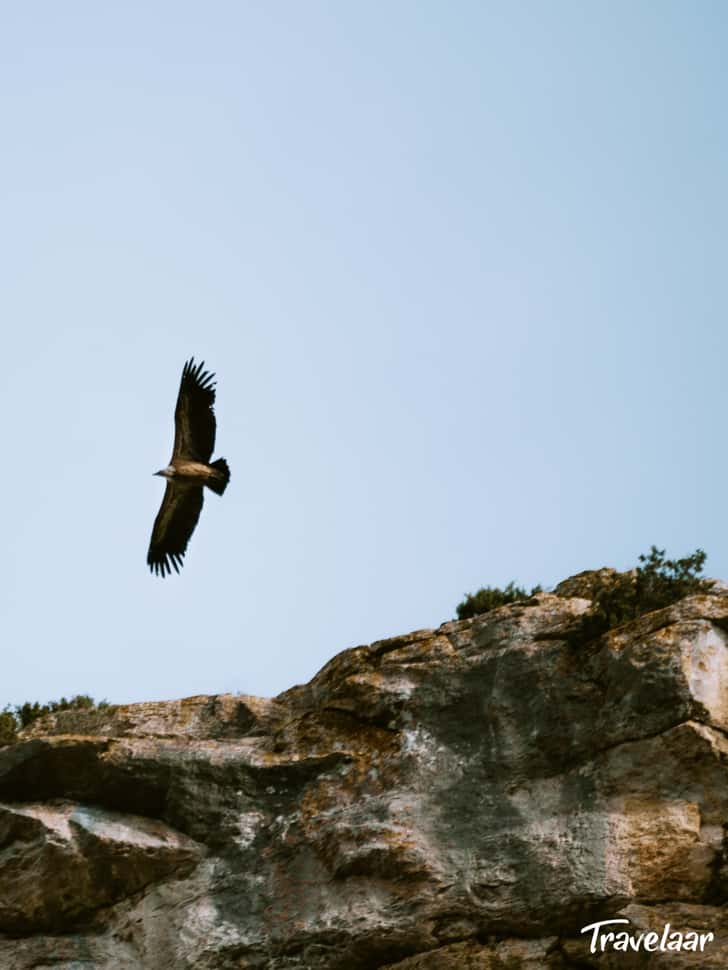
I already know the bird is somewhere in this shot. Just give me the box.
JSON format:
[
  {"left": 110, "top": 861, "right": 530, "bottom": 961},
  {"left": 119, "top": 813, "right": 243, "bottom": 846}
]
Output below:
[{"left": 147, "top": 358, "right": 230, "bottom": 576}]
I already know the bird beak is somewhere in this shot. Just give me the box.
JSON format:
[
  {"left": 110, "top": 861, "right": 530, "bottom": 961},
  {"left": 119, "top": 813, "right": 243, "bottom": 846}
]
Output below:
[{"left": 153, "top": 470, "right": 164, "bottom": 476}]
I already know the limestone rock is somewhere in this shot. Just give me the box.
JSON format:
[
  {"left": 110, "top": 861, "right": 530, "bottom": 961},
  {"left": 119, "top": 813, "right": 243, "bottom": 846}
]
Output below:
[
  {"left": 380, "top": 938, "right": 563, "bottom": 969},
  {"left": 1, "top": 575, "right": 728, "bottom": 968}
]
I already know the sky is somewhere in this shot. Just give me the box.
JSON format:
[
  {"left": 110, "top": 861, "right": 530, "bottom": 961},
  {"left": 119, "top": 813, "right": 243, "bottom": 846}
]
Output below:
[{"left": 1, "top": 1, "right": 726, "bottom": 708}]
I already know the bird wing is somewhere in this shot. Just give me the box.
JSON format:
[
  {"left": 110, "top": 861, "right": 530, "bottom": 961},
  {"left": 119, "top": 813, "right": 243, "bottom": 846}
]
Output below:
[
  {"left": 147, "top": 483, "right": 205, "bottom": 577},
  {"left": 172, "top": 358, "right": 217, "bottom": 462}
]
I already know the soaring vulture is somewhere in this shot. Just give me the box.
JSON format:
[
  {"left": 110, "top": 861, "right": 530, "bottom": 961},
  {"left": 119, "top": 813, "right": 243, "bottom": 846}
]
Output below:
[{"left": 147, "top": 358, "right": 230, "bottom": 576}]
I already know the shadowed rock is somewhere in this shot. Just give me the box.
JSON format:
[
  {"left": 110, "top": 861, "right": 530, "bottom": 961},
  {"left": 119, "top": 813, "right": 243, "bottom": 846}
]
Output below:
[{"left": 0, "top": 801, "right": 203, "bottom": 933}]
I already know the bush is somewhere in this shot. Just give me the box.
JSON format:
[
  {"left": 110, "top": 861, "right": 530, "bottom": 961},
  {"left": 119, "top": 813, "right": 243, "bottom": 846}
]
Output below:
[
  {"left": 457, "top": 581, "right": 543, "bottom": 620},
  {"left": 574, "top": 545, "right": 709, "bottom": 646},
  {"left": 0, "top": 710, "right": 18, "bottom": 746},
  {"left": 456, "top": 546, "right": 710, "bottom": 640},
  {"left": 0, "top": 695, "right": 111, "bottom": 747}
]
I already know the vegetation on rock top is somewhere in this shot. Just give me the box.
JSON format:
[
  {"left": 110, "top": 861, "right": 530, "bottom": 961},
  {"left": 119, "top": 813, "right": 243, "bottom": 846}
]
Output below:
[
  {"left": 0, "top": 695, "right": 112, "bottom": 747},
  {"left": 456, "top": 581, "right": 543, "bottom": 620},
  {"left": 457, "top": 546, "right": 710, "bottom": 646},
  {"left": 571, "top": 545, "right": 709, "bottom": 646}
]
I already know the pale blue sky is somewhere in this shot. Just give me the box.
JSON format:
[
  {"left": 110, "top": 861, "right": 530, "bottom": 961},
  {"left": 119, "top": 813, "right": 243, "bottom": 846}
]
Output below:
[{"left": 2, "top": 2, "right": 726, "bottom": 707}]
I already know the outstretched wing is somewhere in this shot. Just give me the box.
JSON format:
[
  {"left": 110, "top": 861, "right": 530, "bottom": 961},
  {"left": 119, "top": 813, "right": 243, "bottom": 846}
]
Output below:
[
  {"left": 147, "top": 483, "right": 204, "bottom": 577},
  {"left": 172, "top": 358, "right": 217, "bottom": 462}
]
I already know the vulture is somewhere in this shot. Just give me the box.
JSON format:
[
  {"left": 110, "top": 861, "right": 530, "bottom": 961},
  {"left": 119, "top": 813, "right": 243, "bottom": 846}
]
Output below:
[{"left": 147, "top": 358, "right": 230, "bottom": 576}]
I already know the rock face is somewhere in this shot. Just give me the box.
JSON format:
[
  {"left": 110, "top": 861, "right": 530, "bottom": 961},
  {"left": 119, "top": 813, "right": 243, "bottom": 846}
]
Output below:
[{"left": 3, "top": 576, "right": 728, "bottom": 968}]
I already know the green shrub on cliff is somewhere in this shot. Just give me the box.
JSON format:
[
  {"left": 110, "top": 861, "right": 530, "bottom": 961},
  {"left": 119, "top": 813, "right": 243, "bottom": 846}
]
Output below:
[
  {"left": 0, "top": 710, "right": 17, "bottom": 746},
  {"left": 574, "top": 545, "right": 710, "bottom": 646},
  {"left": 457, "top": 546, "right": 709, "bottom": 638},
  {"left": 456, "top": 581, "right": 542, "bottom": 620},
  {"left": 0, "top": 695, "right": 111, "bottom": 747}
]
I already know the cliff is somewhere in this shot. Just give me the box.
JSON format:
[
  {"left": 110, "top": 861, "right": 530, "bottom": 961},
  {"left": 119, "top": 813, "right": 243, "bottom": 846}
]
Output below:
[{"left": 2, "top": 572, "right": 728, "bottom": 968}]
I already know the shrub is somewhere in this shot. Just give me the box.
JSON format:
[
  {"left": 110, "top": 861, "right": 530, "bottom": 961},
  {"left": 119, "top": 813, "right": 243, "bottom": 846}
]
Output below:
[
  {"left": 457, "top": 581, "right": 542, "bottom": 620},
  {"left": 0, "top": 695, "right": 111, "bottom": 747},
  {"left": 0, "top": 709, "right": 18, "bottom": 746},
  {"left": 574, "top": 545, "right": 709, "bottom": 646}
]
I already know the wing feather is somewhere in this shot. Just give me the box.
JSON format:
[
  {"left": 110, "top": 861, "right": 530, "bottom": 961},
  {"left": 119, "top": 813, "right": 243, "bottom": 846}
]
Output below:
[
  {"left": 147, "top": 483, "right": 204, "bottom": 577},
  {"left": 172, "top": 358, "right": 217, "bottom": 462}
]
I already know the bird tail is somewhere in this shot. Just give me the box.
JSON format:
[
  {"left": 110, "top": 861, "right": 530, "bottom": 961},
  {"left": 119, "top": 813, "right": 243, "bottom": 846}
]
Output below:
[{"left": 207, "top": 458, "right": 230, "bottom": 495}]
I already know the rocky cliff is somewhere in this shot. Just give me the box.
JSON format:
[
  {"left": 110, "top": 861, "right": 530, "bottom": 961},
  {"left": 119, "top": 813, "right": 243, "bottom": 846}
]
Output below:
[{"left": 3, "top": 572, "right": 728, "bottom": 969}]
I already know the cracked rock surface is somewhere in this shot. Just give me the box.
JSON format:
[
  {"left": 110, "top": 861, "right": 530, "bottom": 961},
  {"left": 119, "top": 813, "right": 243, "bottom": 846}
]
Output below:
[{"left": 2, "top": 574, "right": 728, "bottom": 968}]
